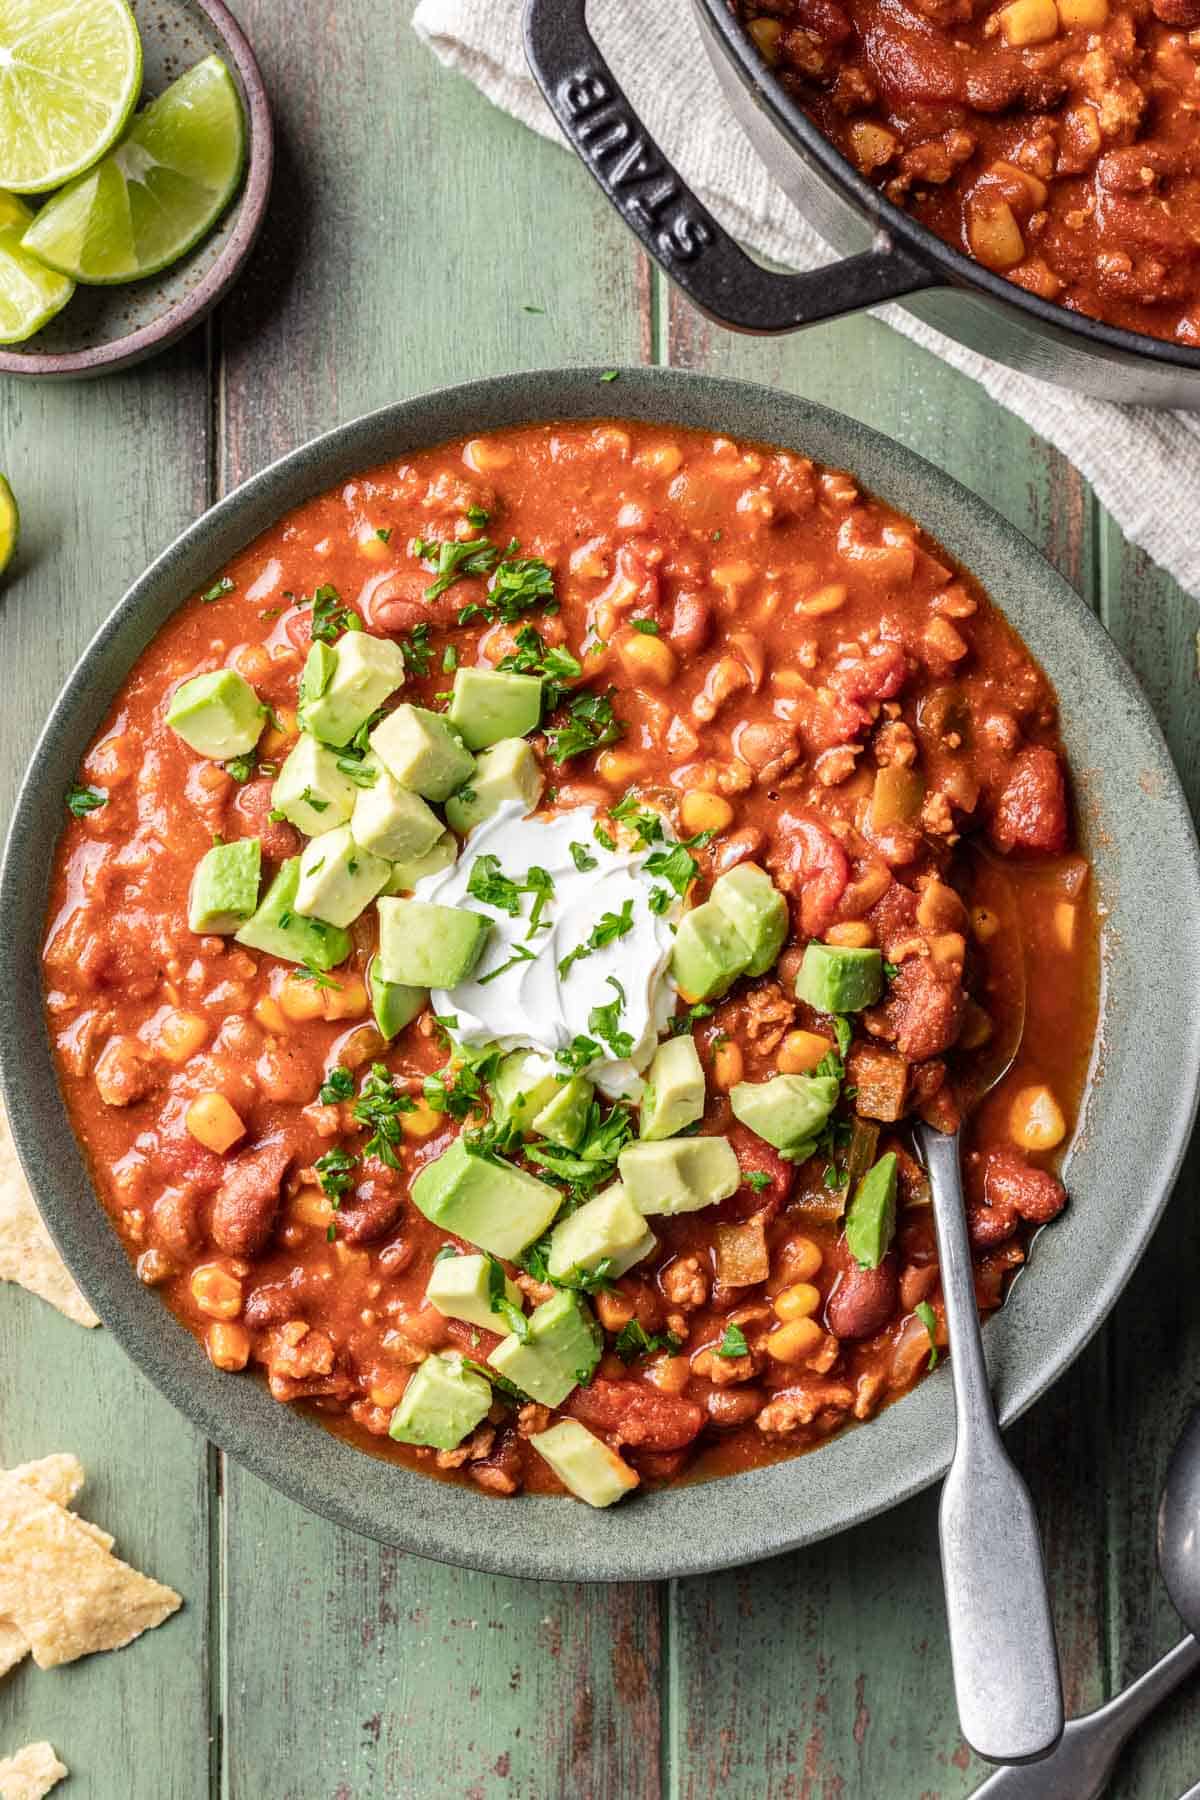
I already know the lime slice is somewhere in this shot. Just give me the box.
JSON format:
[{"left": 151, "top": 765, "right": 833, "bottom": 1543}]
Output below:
[
  {"left": 21, "top": 55, "right": 245, "bottom": 286},
  {"left": 0, "top": 474, "right": 17, "bottom": 575},
  {"left": 0, "top": 0, "right": 142, "bottom": 194},
  {"left": 0, "top": 190, "right": 73, "bottom": 342}
]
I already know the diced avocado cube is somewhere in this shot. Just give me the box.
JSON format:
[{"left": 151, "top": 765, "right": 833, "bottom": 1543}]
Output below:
[
  {"left": 531, "top": 1074, "right": 593, "bottom": 1149},
  {"left": 387, "top": 1352, "right": 492, "bottom": 1451},
  {"left": 235, "top": 857, "right": 351, "bottom": 971},
  {"left": 670, "top": 900, "right": 752, "bottom": 1003},
  {"left": 350, "top": 756, "right": 443, "bottom": 862},
  {"left": 271, "top": 735, "right": 357, "bottom": 836},
  {"left": 796, "top": 942, "right": 883, "bottom": 1014},
  {"left": 367, "top": 954, "right": 426, "bottom": 1039},
  {"left": 729, "top": 1073, "right": 840, "bottom": 1162},
  {"left": 845, "top": 1152, "right": 898, "bottom": 1270},
  {"left": 531, "top": 1419, "right": 639, "bottom": 1507},
  {"left": 547, "top": 1182, "right": 656, "bottom": 1280},
  {"left": 444, "top": 738, "right": 543, "bottom": 834},
  {"left": 710, "top": 863, "right": 788, "bottom": 978},
  {"left": 376, "top": 896, "right": 492, "bottom": 988},
  {"left": 490, "top": 1050, "right": 562, "bottom": 1137},
  {"left": 426, "top": 1251, "right": 524, "bottom": 1333},
  {"left": 618, "top": 1136, "right": 740, "bottom": 1216},
  {"left": 293, "top": 825, "right": 391, "bottom": 928},
  {"left": 448, "top": 666, "right": 543, "bottom": 750},
  {"left": 166, "top": 669, "right": 264, "bottom": 760},
  {"left": 410, "top": 1136, "right": 562, "bottom": 1259},
  {"left": 488, "top": 1289, "right": 601, "bottom": 1407},
  {"left": 382, "top": 829, "right": 458, "bottom": 895},
  {"left": 188, "top": 838, "right": 261, "bottom": 934},
  {"left": 639, "top": 1036, "right": 706, "bottom": 1141},
  {"left": 299, "top": 632, "right": 407, "bottom": 748},
  {"left": 370, "top": 704, "right": 475, "bottom": 801}
]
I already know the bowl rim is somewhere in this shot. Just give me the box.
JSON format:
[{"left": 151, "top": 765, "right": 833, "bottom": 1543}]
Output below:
[
  {"left": 694, "top": 0, "right": 1200, "bottom": 372},
  {"left": 0, "top": 0, "right": 273, "bottom": 380},
  {"left": 4, "top": 365, "right": 1198, "bottom": 1581}
]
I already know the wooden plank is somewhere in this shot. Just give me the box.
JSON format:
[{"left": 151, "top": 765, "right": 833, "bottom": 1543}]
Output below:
[
  {"left": 661, "top": 295, "right": 1124, "bottom": 1797},
  {"left": 215, "top": 13, "right": 659, "bottom": 1797},
  {"left": 0, "top": 342, "right": 214, "bottom": 1795}
]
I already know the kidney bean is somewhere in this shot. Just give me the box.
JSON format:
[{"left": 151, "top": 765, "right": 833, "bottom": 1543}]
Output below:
[
  {"left": 151, "top": 1186, "right": 202, "bottom": 1259},
  {"left": 825, "top": 1258, "right": 899, "bottom": 1340},
  {"left": 209, "top": 1140, "right": 290, "bottom": 1256},
  {"left": 233, "top": 779, "right": 300, "bottom": 862},
  {"left": 668, "top": 590, "right": 712, "bottom": 655}
]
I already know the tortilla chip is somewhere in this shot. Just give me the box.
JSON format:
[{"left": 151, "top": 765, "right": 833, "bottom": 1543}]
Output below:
[
  {"left": 0, "top": 1624, "right": 25, "bottom": 1683},
  {"left": 0, "top": 1108, "right": 98, "bottom": 1328},
  {"left": 0, "top": 1742, "right": 67, "bottom": 1799},
  {"left": 0, "top": 1458, "right": 120, "bottom": 1678},
  {"left": 0, "top": 1472, "right": 179, "bottom": 1669}
]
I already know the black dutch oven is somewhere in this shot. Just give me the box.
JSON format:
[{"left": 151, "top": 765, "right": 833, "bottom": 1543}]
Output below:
[{"left": 525, "top": 0, "right": 1200, "bottom": 408}]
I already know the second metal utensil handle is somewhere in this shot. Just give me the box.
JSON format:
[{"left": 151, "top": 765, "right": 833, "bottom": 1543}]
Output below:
[{"left": 920, "top": 1125, "right": 1064, "bottom": 1765}]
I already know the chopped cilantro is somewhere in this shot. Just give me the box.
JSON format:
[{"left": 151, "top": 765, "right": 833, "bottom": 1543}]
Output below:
[
  {"left": 351, "top": 1062, "right": 416, "bottom": 1168},
  {"left": 668, "top": 1001, "right": 714, "bottom": 1037},
  {"left": 306, "top": 583, "right": 360, "bottom": 643},
  {"left": 569, "top": 842, "right": 597, "bottom": 872},
  {"left": 648, "top": 886, "right": 673, "bottom": 916},
  {"left": 610, "top": 791, "right": 665, "bottom": 847},
  {"left": 588, "top": 976, "right": 633, "bottom": 1061},
  {"left": 66, "top": 783, "right": 107, "bottom": 818},
  {"left": 487, "top": 1256, "right": 529, "bottom": 1339},
  {"left": 466, "top": 505, "right": 490, "bottom": 528},
  {"left": 477, "top": 942, "right": 539, "bottom": 986},
  {"left": 883, "top": 960, "right": 900, "bottom": 981},
  {"left": 293, "top": 962, "right": 341, "bottom": 989},
  {"left": 630, "top": 617, "right": 659, "bottom": 635},
  {"left": 497, "top": 624, "right": 581, "bottom": 711},
  {"left": 314, "top": 1146, "right": 356, "bottom": 1200},
  {"left": 399, "top": 621, "right": 434, "bottom": 676},
  {"left": 335, "top": 755, "right": 378, "bottom": 787},
  {"left": 376, "top": 527, "right": 392, "bottom": 544},
  {"left": 600, "top": 370, "right": 620, "bottom": 383},
  {"left": 433, "top": 1244, "right": 460, "bottom": 1263},
  {"left": 557, "top": 898, "right": 635, "bottom": 979},
  {"left": 442, "top": 644, "right": 458, "bottom": 673},
  {"left": 319, "top": 1066, "right": 355, "bottom": 1105},
  {"left": 299, "top": 785, "right": 329, "bottom": 813},
  {"left": 915, "top": 1300, "right": 940, "bottom": 1370},
  {"left": 223, "top": 753, "right": 255, "bottom": 783},
  {"left": 717, "top": 1323, "right": 750, "bottom": 1359},
  {"left": 744, "top": 1170, "right": 772, "bottom": 1193},
  {"left": 644, "top": 841, "right": 701, "bottom": 898},
  {"left": 557, "top": 1035, "right": 601, "bottom": 1077},
  {"left": 411, "top": 534, "right": 500, "bottom": 601},
  {"left": 524, "top": 866, "right": 554, "bottom": 936},
  {"left": 467, "top": 853, "right": 523, "bottom": 916},
  {"left": 613, "top": 1320, "right": 681, "bottom": 1362},
  {"left": 423, "top": 1041, "right": 503, "bottom": 1121},
  {"left": 593, "top": 824, "right": 617, "bottom": 852},
  {"left": 488, "top": 550, "right": 556, "bottom": 623},
  {"left": 527, "top": 1101, "right": 633, "bottom": 1194},
  {"left": 201, "top": 576, "right": 235, "bottom": 602},
  {"left": 545, "top": 688, "right": 624, "bottom": 764}
]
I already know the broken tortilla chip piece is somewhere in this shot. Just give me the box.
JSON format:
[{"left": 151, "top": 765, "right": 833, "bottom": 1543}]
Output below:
[
  {"left": 0, "top": 1471, "right": 180, "bottom": 1669},
  {"left": 0, "top": 1624, "right": 25, "bottom": 1683},
  {"left": 0, "top": 1457, "right": 119, "bottom": 1678},
  {"left": 0, "top": 1107, "right": 98, "bottom": 1328},
  {"left": 0, "top": 1742, "right": 67, "bottom": 1799}
]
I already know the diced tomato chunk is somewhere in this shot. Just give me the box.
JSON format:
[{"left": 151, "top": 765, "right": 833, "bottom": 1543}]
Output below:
[
  {"left": 722, "top": 1123, "right": 795, "bottom": 1221},
  {"left": 829, "top": 639, "right": 908, "bottom": 704},
  {"left": 768, "top": 811, "right": 850, "bottom": 937},
  {"left": 990, "top": 746, "right": 1068, "bottom": 855},
  {"left": 566, "top": 1379, "right": 705, "bottom": 1451}
]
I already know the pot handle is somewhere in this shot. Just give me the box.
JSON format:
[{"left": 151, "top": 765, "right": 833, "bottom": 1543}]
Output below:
[{"left": 523, "top": 0, "right": 933, "bottom": 334}]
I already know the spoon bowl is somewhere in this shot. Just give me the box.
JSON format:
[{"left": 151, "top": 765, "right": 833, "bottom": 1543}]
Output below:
[{"left": 1159, "top": 1407, "right": 1200, "bottom": 1636}]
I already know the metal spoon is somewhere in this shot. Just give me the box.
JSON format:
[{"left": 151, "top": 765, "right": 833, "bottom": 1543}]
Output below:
[
  {"left": 916, "top": 856, "right": 1063, "bottom": 1764},
  {"left": 969, "top": 1405, "right": 1200, "bottom": 1797}
]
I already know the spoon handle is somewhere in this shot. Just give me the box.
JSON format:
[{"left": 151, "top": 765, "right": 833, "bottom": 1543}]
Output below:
[
  {"left": 919, "top": 1124, "right": 1064, "bottom": 1764},
  {"left": 972, "top": 1636, "right": 1200, "bottom": 1798}
]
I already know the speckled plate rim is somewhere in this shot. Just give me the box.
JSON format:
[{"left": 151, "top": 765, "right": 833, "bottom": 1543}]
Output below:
[
  {"left": 0, "top": 0, "right": 273, "bottom": 381},
  {"left": 3, "top": 367, "right": 1198, "bottom": 1582}
]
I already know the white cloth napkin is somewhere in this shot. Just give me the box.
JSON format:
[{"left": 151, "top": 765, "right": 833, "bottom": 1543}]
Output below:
[{"left": 414, "top": 0, "right": 1200, "bottom": 598}]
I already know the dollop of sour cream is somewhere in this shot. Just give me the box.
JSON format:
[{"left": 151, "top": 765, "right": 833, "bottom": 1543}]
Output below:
[{"left": 415, "top": 801, "right": 678, "bottom": 1097}]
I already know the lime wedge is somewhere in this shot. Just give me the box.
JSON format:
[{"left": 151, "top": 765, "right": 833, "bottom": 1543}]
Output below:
[
  {"left": 0, "top": 190, "right": 73, "bottom": 342},
  {"left": 0, "top": 474, "right": 17, "bottom": 574},
  {"left": 0, "top": 0, "right": 142, "bottom": 194},
  {"left": 21, "top": 55, "right": 245, "bottom": 286}
]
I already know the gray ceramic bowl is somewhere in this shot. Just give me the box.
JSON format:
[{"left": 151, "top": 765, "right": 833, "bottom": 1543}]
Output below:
[
  {"left": 3, "top": 368, "right": 1198, "bottom": 1581},
  {"left": 0, "top": 0, "right": 272, "bottom": 380}
]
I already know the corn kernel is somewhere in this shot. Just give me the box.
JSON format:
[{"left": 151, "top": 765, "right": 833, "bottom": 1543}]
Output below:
[
  {"left": 635, "top": 444, "right": 684, "bottom": 477},
  {"left": 1057, "top": 0, "right": 1106, "bottom": 24},
  {"left": 766, "top": 1317, "right": 825, "bottom": 1363},
  {"left": 206, "top": 1321, "right": 251, "bottom": 1371},
  {"left": 260, "top": 705, "right": 297, "bottom": 758},
  {"left": 463, "top": 438, "right": 513, "bottom": 474},
  {"left": 186, "top": 1092, "right": 245, "bottom": 1154},
  {"left": 779, "top": 1235, "right": 823, "bottom": 1282},
  {"left": 646, "top": 1354, "right": 692, "bottom": 1395},
  {"left": 596, "top": 748, "right": 648, "bottom": 787},
  {"left": 191, "top": 1263, "right": 243, "bottom": 1320},
  {"left": 1054, "top": 901, "right": 1077, "bottom": 950},
  {"left": 778, "top": 1030, "right": 833, "bottom": 1074},
  {"left": 711, "top": 561, "right": 757, "bottom": 593},
  {"left": 968, "top": 201, "right": 1026, "bottom": 271},
  {"left": 400, "top": 1096, "right": 444, "bottom": 1139},
  {"left": 775, "top": 1282, "right": 822, "bottom": 1323},
  {"left": 825, "top": 921, "right": 874, "bottom": 950},
  {"left": 369, "top": 1373, "right": 410, "bottom": 1409},
  {"left": 290, "top": 1186, "right": 334, "bottom": 1228},
  {"left": 747, "top": 15, "right": 783, "bottom": 58},
  {"left": 799, "top": 581, "right": 849, "bottom": 617},
  {"left": 154, "top": 1009, "right": 210, "bottom": 1064},
  {"left": 712, "top": 1040, "right": 744, "bottom": 1090},
  {"left": 999, "top": 0, "right": 1059, "bottom": 41},
  {"left": 323, "top": 975, "right": 369, "bottom": 1021},
  {"left": 357, "top": 528, "right": 391, "bottom": 562},
  {"left": 618, "top": 631, "right": 677, "bottom": 686},
  {"left": 1010, "top": 1084, "right": 1067, "bottom": 1152},
  {"left": 680, "top": 790, "right": 734, "bottom": 836},
  {"left": 278, "top": 973, "right": 327, "bottom": 1022},
  {"left": 253, "top": 996, "right": 288, "bottom": 1035},
  {"left": 970, "top": 904, "right": 1000, "bottom": 942}
]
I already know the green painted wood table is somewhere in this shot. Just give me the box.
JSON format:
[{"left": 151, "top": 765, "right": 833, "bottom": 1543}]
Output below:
[{"left": 2, "top": 5, "right": 1198, "bottom": 1795}]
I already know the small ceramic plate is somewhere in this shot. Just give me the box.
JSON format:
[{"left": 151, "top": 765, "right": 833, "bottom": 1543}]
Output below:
[{"left": 0, "top": 0, "right": 272, "bottom": 380}]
